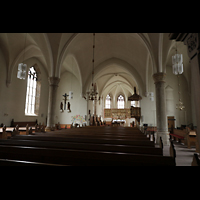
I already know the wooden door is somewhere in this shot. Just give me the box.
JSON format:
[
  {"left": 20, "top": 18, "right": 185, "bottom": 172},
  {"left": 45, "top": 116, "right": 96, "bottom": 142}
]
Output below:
[{"left": 168, "top": 116, "right": 175, "bottom": 132}]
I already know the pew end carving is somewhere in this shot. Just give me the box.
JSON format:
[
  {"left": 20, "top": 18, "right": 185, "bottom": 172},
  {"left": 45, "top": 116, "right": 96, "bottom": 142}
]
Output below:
[{"left": 191, "top": 153, "right": 200, "bottom": 166}]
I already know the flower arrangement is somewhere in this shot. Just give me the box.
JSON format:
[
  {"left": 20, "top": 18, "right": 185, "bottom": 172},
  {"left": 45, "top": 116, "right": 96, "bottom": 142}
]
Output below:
[{"left": 71, "top": 115, "right": 86, "bottom": 124}]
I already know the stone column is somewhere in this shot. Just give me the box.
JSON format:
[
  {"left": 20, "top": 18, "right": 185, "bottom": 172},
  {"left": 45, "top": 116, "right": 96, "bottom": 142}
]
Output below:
[
  {"left": 45, "top": 77, "right": 60, "bottom": 131},
  {"left": 153, "top": 72, "right": 169, "bottom": 145}
]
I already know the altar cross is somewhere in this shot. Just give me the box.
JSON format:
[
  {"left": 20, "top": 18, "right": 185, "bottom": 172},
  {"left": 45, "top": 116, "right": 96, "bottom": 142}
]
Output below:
[{"left": 63, "top": 93, "right": 69, "bottom": 110}]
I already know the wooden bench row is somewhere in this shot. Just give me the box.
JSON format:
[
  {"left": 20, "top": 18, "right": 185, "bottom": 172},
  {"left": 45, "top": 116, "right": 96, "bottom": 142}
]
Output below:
[
  {"left": 48, "top": 126, "right": 145, "bottom": 137},
  {"left": 0, "top": 126, "right": 176, "bottom": 166},
  {"left": 0, "top": 123, "right": 46, "bottom": 139},
  {"left": 0, "top": 138, "right": 162, "bottom": 156},
  {"left": 10, "top": 119, "right": 38, "bottom": 127},
  {"left": 169, "top": 127, "right": 197, "bottom": 149},
  {"left": 0, "top": 158, "right": 68, "bottom": 166},
  {"left": 12, "top": 134, "right": 155, "bottom": 147},
  {"left": 0, "top": 144, "right": 175, "bottom": 166},
  {"left": 191, "top": 153, "right": 200, "bottom": 166},
  {"left": 40, "top": 128, "right": 149, "bottom": 140}
]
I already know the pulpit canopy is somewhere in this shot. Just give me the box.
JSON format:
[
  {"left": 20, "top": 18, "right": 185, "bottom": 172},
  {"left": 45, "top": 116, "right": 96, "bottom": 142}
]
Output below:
[{"left": 128, "top": 87, "right": 142, "bottom": 101}]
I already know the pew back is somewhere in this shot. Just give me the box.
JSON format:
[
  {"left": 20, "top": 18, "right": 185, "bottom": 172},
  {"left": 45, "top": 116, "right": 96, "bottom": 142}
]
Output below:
[{"left": 0, "top": 144, "right": 175, "bottom": 166}]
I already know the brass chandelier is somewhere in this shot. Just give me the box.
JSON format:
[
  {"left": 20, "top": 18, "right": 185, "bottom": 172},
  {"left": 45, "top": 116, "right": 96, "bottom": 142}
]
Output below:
[
  {"left": 176, "top": 74, "right": 185, "bottom": 111},
  {"left": 172, "top": 42, "right": 185, "bottom": 111},
  {"left": 87, "top": 33, "right": 98, "bottom": 101}
]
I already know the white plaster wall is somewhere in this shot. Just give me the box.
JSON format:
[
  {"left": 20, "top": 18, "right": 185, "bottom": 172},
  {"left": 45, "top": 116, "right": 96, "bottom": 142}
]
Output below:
[
  {"left": 140, "top": 67, "right": 156, "bottom": 126},
  {"left": 140, "top": 96, "right": 156, "bottom": 126},
  {"left": 0, "top": 54, "right": 49, "bottom": 126},
  {"left": 55, "top": 71, "right": 87, "bottom": 125},
  {"left": 165, "top": 85, "right": 174, "bottom": 116},
  {"left": 165, "top": 65, "right": 193, "bottom": 127}
]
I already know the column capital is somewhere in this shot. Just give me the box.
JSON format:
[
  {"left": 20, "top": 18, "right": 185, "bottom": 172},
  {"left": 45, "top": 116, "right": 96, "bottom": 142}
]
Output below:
[
  {"left": 153, "top": 72, "right": 166, "bottom": 83},
  {"left": 48, "top": 77, "right": 60, "bottom": 86}
]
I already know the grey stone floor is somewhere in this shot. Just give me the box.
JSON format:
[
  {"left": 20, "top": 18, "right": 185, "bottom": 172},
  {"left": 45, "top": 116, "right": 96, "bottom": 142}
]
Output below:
[{"left": 162, "top": 142, "right": 196, "bottom": 166}]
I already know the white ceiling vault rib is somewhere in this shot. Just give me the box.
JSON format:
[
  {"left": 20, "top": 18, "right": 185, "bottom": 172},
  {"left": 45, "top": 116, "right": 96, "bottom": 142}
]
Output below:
[
  {"left": 56, "top": 33, "right": 151, "bottom": 96},
  {"left": 158, "top": 33, "right": 163, "bottom": 73},
  {"left": 101, "top": 79, "right": 134, "bottom": 97},
  {"left": 43, "top": 33, "right": 54, "bottom": 77},
  {"left": 83, "top": 57, "right": 144, "bottom": 97},
  {"left": 56, "top": 33, "right": 78, "bottom": 78},
  {"left": 145, "top": 52, "right": 150, "bottom": 96}
]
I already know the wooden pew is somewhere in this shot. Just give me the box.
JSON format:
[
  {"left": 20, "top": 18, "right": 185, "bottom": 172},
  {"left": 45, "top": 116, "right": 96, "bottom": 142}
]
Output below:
[
  {"left": 0, "top": 124, "right": 36, "bottom": 138},
  {"left": 169, "top": 128, "right": 185, "bottom": 143},
  {"left": 0, "top": 139, "right": 163, "bottom": 156},
  {"left": 169, "top": 139, "right": 176, "bottom": 165},
  {"left": 35, "top": 123, "right": 46, "bottom": 133},
  {"left": 185, "top": 127, "right": 197, "bottom": 149},
  {"left": 169, "top": 127, "right": 197, "bottom": 149},
  {"left": 191, "top": 153, "right": 200, "bottom": 166},
  {"left": 11, "top": 119, "right": 37, "bottom": 127},
  {"left": 0, "top": 126, "right": 176, "bottom": 166},
  {"left": 2, "top": 126, "right": 159, "bottom": 154},
  {"left": 160, "top": 137, "right": 163, "bottom": 150},
  {"left": 0, "top": 144, "right": 175, "bottom": 166},
  {"left": 0, "top": 125, "right": 19, "bottom": 139},
  {"left": 39, "top": 133, "right": 150, "bottom": 140},
  {"left": 12, "top": 135, "right": 155, "bottom": 147},
  {"left": 13, "top": 126, "right": 153, "bottom": 145},
  {"left": 40, "top": 126, "right": 146, "bottom": 137},
  {"left": 0, "top": 158, "right": 69, "bottom": 166},
  {"left": 1, "top": 125, "right": 7, "bottom": 139}
]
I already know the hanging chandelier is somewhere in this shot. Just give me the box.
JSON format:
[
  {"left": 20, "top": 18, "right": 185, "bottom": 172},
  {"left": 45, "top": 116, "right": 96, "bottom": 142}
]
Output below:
[
  {"left": 87, "top": 33, "right": 98, "bottom": 101},
  {"left": 17, "top": 63, "right": 27, "bottom": 80},
  {"left": 172, "top": 43, "right": 183, "bottom": 75},
  {"left": 176, "top": 74, "right": 185, "bottom": 111},
  {"left": 176, "top": 100, "right": 185, "bottom": 111},
  {"left": 172, "top": 42, "right": 185, "bottom": 111}
]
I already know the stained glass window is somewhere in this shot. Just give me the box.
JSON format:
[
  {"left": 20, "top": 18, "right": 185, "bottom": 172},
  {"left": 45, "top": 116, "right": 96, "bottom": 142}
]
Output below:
[
  {"left": 25, "top": 67, "right": 38, "bottom": 115},
  {"left": 118, "top": 95, "right": 124, "bottom": 109},
  {"left": 105, "top": 94, "right": 111, "bottom": 108}
]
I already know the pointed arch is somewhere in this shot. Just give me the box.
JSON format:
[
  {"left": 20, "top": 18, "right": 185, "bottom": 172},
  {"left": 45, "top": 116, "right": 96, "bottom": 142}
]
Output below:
[{"left": 56, "top": 33, "right": 157, "bottom": 88}]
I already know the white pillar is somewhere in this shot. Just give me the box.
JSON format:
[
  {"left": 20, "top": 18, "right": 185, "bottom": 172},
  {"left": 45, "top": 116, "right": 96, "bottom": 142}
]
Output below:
[
  {"left": 153, "top": 72, "right": 169, "bottom": 145},
  {"left": 46, "top": 77, "right": 60, "bottom": 131}
]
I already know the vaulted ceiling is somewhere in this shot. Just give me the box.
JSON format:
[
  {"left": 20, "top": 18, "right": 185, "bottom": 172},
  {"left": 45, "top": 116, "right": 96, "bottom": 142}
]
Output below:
[{"left": 0, "top": 33, "right": 190, "bottom": 98}]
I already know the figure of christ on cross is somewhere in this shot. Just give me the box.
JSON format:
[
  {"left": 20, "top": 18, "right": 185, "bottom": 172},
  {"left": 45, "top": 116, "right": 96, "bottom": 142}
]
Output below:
[{"left": 63, "top": 93, "right": 69, "bottom": 110}]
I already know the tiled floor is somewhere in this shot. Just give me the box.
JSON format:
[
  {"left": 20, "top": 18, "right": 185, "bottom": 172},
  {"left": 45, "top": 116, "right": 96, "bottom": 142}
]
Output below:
[{"left": 162, "top": 142, "right": 196, "bottom": 166}]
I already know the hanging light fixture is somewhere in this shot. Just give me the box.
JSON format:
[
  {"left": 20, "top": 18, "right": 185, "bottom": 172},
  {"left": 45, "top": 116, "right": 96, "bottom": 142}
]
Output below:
[
  {"left": 17, "top": 63, "right": 27, "bottom": 80},
  {"left": 128, "top": 87, "right": 142, "bottom": 101},
  {"left": 87, "top": 33, "right": 98, "bottom": 101},
  {"left": 17, "top": 33, "right": 27, "bottom": 80},
  {"left": 172, "top": 42, "right": 185, "bottom": 111},
  {"left": 172, "top": 43, "right": 183, "bottom": 75},
  {"left": 176, "top": 74, "right": 185, "bottom": 111}
]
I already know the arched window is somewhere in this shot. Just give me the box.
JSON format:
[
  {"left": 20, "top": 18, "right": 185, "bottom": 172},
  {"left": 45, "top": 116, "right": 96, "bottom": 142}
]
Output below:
[
  {"left": 105, "top": 94, "right": 111, "bottom": 108},
  {"left": 25, "top": 66, "right": 40, "bottom": 115},
  {"left": 131, "top": 101, "right": 140, "bottom": 107},
  {"left": 118, "top": 95, "right": 124, "bottom": 109}
]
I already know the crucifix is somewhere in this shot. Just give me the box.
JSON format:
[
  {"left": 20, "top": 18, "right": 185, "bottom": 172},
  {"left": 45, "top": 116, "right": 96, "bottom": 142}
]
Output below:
[{"left": 63, "top": 93, "right": 69, "bottom": 110}]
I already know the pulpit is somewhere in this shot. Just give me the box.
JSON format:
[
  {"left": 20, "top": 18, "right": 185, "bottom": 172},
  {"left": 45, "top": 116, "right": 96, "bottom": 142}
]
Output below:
[{"left": 130, "top": 106, "right": 141, "bottom": 123}]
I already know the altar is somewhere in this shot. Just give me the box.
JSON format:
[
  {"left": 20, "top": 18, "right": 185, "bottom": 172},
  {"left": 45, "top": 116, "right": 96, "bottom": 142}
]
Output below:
[
  {"left": 104, "top": 107, "right": 141, "bottom": 120},
  {"left": 112, "top": 119, "right": 126, "bottom": 126},
  {"left": 104, "top": 108, "right": 140, "bottom": 127}
]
